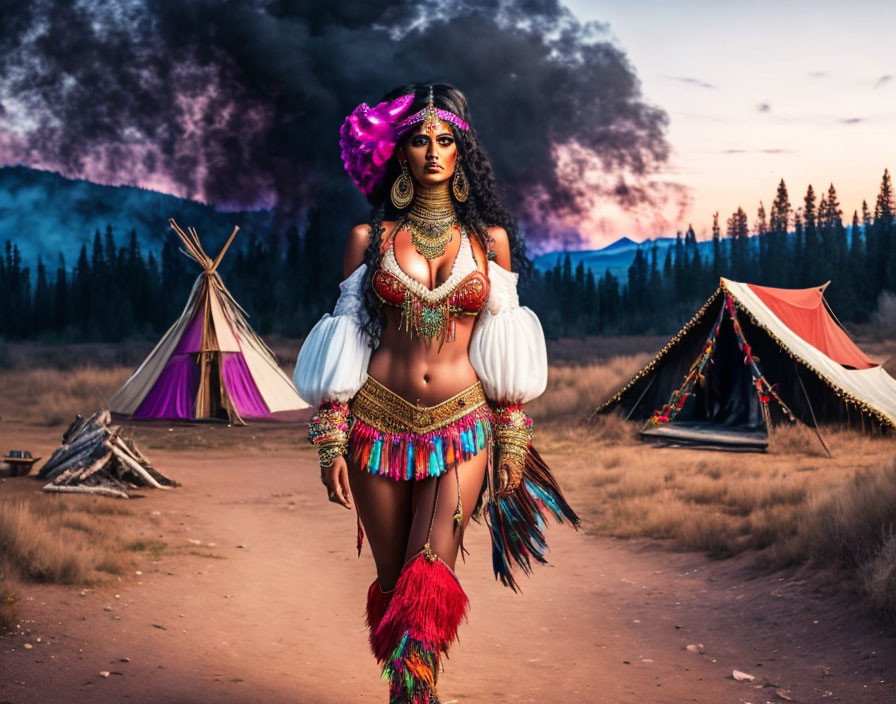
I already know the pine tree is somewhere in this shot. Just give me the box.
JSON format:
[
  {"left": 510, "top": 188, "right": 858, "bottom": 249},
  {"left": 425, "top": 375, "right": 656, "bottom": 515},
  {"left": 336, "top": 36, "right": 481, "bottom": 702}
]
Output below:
[
  {"left": 686, "top": 224, "right": 704, "bottom": 293},
  {"left": 803, "top": 185, "right": 816, "bottom": 233},
  {"left": 726, "top": 207, "right": 749, "bottom": 279},
  {"left": 756, "top": 202, "right": 768, "bottom": 236},
  {"left": 598, "top": 269, "right": 621, "bottom": 331},
  {"left": 800, "top": 185, "right": 817, "bottom": 284},
  {"left": 843, "top": 210, "right": 866, "bottom": 320},
  {"left": 75, "top": 243, "right": 92, "bottom": 336},
  {"left": 0, "top": 241, "right": 8, "bottom": 334},
  {"left": 33, "top": 256, "right": 51, "bottom": 333},
  {"left": 147, "top": 252, "right": 163, "bottom": 330},
  {"left": 673, "top": 231, "right": 686, "bottom": 295},
  {"left": 755, "top": 201, "right": 769, "bottom": 274},
  {"left": 861, "top": 199, "right": 875, "bottom": 294},
  {"left": 91, "top": 229, "right": 105, "bottom": 273},
  {"left": 789, "top": 206, "right": 803, "bottom": 287},
  {"left": 104, "top": 225, "right": 116, "bottom": 270},
  {"left": 770, "top": 180, "right": 792, "bottom": 233},
  {"left": 285, "top": 225, "right": 304, "bottom": 327},
  {"left": 826, "top": 183, "right": 846, "bottom": 280},
  {"left": 711, "top": 211, "right": 722, "bottom": 279},
  {"left": 874, "top": 168, "right": 894, "bottom": 289},
  {"left": 584, "top": 268, "right": 596, "bottom": 331},
  {"left": 560, "top": 253, "right": 574, "bottom": 334},
  {"left": 850, "top": 210, "right": 863, "bottom": 259},
  {"left": 627, "top": 248, "right": 649, "bottom": 313},
  {"left": 54, "top": 253, "right": 68, "bottom": 332}
]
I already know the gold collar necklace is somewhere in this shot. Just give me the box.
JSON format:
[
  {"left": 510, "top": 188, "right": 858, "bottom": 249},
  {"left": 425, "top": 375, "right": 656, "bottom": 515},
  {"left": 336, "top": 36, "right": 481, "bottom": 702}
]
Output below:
[{"left": 405, "top": 182, "right": 458, "bottom": 260}]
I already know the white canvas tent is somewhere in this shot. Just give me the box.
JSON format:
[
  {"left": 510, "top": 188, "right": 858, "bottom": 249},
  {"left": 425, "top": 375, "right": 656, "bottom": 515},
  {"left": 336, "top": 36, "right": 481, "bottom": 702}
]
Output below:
[{"left": 109, "top": 219, "right": 308, "bottom": 424}]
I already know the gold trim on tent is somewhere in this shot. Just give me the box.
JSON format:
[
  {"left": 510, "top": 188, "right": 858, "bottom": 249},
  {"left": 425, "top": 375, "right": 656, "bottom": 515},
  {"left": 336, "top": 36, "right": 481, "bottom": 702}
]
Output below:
[{"left": 588, "top": 287, "right": 723, "bottom": 421}]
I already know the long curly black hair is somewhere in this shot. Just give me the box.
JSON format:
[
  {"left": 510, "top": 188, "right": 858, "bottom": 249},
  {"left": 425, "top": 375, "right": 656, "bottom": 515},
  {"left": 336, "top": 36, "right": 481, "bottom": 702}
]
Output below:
[{"left": 356, "top": 82, "right": 529, "bottom": 346}]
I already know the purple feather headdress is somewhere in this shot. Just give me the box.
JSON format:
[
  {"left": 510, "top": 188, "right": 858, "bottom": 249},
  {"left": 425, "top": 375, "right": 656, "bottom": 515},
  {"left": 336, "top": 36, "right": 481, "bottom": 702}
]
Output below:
[{"left": 339, "top": 89, "right": 470, "bottom": 196}]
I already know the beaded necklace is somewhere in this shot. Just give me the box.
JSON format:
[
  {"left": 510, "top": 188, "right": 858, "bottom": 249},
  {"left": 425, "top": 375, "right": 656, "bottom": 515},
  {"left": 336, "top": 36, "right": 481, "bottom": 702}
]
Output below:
[{"left": 405, "top": 181, "right": 458, "bottom": 260}]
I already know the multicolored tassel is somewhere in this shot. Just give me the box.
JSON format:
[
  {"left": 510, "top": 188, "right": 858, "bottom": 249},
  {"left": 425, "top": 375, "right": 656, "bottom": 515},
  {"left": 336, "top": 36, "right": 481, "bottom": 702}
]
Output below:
[
  {"left": 483, "top": 443, "right": 581, "bottom": 592},
  {"left": 384, "top": 633, "right": 440, "bottom": 703},
  {"left": 349, "top": 407, "right": 492, "bottom": 481}
]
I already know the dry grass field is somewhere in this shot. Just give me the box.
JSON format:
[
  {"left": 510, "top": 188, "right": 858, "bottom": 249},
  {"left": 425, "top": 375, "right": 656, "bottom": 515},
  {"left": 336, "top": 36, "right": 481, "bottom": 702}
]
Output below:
[
  {"left": 1, "top": 335, "right": 896, "bottom": 629},
  {"left": 0, "top": 495, "right": 134, "bottom": 630},
  {"left": 526, "top": 337, "right": 896, "bottom": 621}
]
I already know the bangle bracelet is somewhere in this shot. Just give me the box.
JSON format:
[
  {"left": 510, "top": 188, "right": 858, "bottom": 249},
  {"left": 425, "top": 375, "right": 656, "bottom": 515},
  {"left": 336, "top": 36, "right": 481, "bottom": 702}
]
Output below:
[
  {"left": 318, "top": 442, "right": 345, "bottom": 468},
  {"left": 309, "top": 400, "right": 350, "bottom": 468}
]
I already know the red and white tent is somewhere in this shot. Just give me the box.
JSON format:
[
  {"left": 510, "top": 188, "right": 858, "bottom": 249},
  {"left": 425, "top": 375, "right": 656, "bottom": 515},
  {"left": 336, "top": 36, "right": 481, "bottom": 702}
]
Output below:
[{"left": 594, "top": 278, "right": 896, "bottom": 449}]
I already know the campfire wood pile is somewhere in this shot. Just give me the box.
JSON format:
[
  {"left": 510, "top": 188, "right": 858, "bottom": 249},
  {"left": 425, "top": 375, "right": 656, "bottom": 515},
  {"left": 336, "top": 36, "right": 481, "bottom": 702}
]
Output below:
[{"left": 37, "top": 410, "right": 178, "bottom": 499}]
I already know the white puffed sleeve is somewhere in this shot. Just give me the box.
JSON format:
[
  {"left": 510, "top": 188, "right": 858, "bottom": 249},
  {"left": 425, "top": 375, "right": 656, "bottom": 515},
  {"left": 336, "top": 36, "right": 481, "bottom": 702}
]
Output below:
[
  {"left": 293, "top": 264, "right": 375, "bottom": 407},
  {"left": 469, "top": 261, "right": 548, "bottom": 403}
]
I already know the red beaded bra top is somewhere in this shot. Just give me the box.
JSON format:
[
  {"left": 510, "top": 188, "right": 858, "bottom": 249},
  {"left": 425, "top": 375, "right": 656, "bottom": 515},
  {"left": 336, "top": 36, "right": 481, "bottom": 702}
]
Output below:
[{"left": 372, "top": 225, "right": 489, "bottom": 347}]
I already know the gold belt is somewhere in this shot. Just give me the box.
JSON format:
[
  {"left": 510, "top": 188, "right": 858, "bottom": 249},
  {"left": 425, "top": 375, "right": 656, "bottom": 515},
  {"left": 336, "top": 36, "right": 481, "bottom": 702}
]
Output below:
[{"left": 350, "top": 376, "right": 488, "bottom": 435}]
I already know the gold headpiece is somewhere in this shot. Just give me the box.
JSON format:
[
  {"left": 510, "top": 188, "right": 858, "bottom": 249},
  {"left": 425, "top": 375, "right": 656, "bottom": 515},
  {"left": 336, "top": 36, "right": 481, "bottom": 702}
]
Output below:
[{"left": 421, "top": 86, "right": 440, "bottom": 134}]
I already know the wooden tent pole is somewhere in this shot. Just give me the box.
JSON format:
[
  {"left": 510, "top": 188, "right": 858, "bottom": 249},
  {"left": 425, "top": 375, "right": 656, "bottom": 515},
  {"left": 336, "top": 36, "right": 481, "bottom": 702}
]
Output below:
[
  {"left": 195, "top": 277, "right": 213, "bottom": 418},
  {"left": 169, "top": 219, "right": 209, "bottom": 267},
  {"left": 794, "top": 362, "right": 832, "bottom": 458},
  {"left": 187, "top": 226, "right": 209, "bottom": 263},
  {"left": 211, "top": 226, "right": 240, "bottom": 273}
]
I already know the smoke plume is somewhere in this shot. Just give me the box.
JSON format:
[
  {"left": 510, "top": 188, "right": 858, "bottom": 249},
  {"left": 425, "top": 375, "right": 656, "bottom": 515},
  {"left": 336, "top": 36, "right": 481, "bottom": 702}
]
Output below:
[{"left": 0, "top": 0, "right": 671, "bottom": 245}]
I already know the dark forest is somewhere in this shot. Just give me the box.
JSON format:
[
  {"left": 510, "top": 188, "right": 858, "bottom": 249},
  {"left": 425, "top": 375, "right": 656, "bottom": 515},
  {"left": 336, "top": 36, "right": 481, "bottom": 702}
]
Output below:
[{"left": 1, "top": 170, "right": 892, "bottom": 344}]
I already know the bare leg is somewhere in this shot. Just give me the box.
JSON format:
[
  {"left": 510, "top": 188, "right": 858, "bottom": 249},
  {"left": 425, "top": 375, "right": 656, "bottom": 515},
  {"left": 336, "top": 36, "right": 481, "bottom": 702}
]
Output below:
[
  {"left": 405, "top": 449, "right": 489, "bottom": 570},
  {"left": 348, "top": 456, "right": 413, "bottom": 591},
  {"left": 367, "top": 450, "right": 489, "bottom": 703}
]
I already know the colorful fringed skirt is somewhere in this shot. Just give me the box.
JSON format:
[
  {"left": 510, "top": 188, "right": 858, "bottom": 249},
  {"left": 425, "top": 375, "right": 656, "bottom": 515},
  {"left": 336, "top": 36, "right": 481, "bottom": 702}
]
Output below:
[{"left": 348, "top": 376, "right": 493, "bottom": 481}]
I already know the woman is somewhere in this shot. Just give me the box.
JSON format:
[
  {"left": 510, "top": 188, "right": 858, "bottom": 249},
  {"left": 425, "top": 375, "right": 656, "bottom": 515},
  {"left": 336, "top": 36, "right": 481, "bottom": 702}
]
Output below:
[{"left": 294, "top": 83, "right": 578, "bottom": 704}]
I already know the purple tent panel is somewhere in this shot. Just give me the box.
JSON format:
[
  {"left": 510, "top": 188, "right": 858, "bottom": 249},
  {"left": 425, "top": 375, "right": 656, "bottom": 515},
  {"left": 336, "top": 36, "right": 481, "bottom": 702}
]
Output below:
[
  {"left": 134, "top": 354, "right": 198, "bottom": 419},
  {"left": 222, "top": 352, "right": 271, "bottom": 418},
  {"left": 173, "top": 302, "right": 206, "bottom": 354}
]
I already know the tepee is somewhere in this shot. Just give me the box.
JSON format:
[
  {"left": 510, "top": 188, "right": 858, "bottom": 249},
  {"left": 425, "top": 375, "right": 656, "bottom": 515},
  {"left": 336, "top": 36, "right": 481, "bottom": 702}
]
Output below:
[
  {"left": 593, "top": 278, "right": 896, "bottom": 451},
  {"left": 109, "top": 219, "right": 308, "bottom": 424}
]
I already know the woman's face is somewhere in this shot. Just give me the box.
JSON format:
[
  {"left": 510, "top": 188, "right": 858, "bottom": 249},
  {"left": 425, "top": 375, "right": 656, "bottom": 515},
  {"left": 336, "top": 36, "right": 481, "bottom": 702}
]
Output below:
[{"left": 398, "top": 120, "right": 457, "bottom": 187}]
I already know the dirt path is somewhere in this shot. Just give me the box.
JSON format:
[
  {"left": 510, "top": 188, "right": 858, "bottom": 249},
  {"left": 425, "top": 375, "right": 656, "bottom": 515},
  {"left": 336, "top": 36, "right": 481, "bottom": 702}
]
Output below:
[{"left": 1, "top": 423, "right": 895, "bottom": 704}]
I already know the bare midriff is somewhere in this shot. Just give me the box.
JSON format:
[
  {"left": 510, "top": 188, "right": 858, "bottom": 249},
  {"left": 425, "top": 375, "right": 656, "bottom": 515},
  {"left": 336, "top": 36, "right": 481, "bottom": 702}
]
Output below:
[{"left": 366, "top": 309, "right": 480, "bottom": 407}]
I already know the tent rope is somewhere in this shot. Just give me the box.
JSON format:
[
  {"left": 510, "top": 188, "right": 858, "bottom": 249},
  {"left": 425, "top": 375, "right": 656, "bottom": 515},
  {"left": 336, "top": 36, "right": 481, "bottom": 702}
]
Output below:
[{"left": 794, "top": 362, "right": 832, "bottom": 457}]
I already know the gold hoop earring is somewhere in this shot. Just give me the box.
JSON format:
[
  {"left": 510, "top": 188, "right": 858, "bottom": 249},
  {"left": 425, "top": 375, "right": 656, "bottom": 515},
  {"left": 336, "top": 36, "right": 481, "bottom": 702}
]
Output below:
[
  {"left": 391, "top": 161, "right": 414, "bottom": 209},
  {"left": 452, "top": 164, "right": 469, "bottom": 203}
]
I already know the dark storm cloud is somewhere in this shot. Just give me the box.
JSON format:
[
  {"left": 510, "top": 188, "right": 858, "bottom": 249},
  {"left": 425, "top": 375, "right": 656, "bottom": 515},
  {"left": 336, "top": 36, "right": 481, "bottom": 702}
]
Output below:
[{"left": 0, "top": 0, "right": 670, "bottom": 237}]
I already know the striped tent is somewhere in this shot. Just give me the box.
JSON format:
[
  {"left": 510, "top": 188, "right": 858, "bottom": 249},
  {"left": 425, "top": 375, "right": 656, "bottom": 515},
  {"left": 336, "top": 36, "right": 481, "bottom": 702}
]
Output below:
[
  {"left": 593, "top": 278, "right": 896, "bottom": 450},
  {"left": 108, "top": 220, "right": 308, "bottom": 424}
]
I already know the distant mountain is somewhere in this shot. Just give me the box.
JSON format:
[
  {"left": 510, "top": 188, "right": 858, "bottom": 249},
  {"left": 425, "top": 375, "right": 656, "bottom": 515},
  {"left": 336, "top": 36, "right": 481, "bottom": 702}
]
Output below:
[
  {"left": 533, "top": 235, "right": 705, "bottom": 282},
  {"left": 0, "top": 165, "right": 278, "bottom": 269},
  {"left": 601, "top": 236, "right": 640, "bottom": 252}
]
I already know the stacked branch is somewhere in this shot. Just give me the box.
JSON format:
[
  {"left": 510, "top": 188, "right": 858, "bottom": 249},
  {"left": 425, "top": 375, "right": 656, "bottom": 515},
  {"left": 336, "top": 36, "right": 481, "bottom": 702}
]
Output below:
[{"left": 38, "top": 410, "right": 178, "bottom": 499}]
